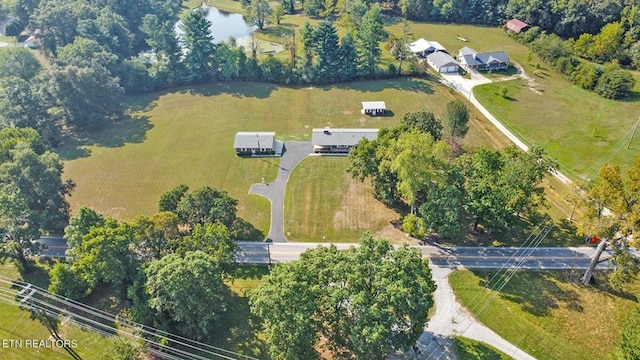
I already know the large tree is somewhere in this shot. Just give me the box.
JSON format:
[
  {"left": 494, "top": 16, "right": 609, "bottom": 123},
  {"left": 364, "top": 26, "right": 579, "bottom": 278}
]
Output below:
[
  {"left": 444, "top": 100, "right": 470, "bottom": 138},
  {"left": 250, "top": 233, "right": 435, "bottom": 359},
  {"left": 0, "top": 129, "right": 73, "bottom": 271},
  {"left": 180, "top": 9, "right": 217, "bottom": 82},
  {"left": 247, "top": 0, "right": 272, "bottom": 30},
  {"left": 355, "top": 6, "right": 385, "bottom": 75},
  {"left": 579, "top": 158, "right": 640, "bottom": 288},
  {"left": 144, "top": 251, "right": 228, "bottom": 340}
]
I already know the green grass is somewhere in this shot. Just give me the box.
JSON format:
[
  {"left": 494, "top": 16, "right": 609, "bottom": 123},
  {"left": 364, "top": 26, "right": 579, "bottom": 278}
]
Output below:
[
  {"left": 473, "top": 71, "right": 640, "bottom": 181},
  {"left": 449, "top": 269, "right": 640, "bottom": 360},
  {"left": 211, "top": 265, "right": 270, "bottom": 359},
  {"left": 0, "top": 262, "right": 117, "bottom": 360},
  {"left": 60, "top": 78, "right": 469, "bottom": 235},
  {"left": 453, "top": 336, "right": 513, "bottom": 360},
  {"left": 285, "top": 156, "right": 401, "bottom": 242}
]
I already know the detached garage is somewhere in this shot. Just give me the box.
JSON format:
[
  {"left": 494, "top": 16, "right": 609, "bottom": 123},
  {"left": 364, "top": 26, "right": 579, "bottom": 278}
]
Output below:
[{"left": 426, "top": 52, "right": 460, "bottom": 73}]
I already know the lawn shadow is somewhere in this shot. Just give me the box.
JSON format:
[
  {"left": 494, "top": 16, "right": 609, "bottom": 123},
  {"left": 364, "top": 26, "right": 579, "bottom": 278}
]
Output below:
[
  {"left": 187, "top": 81, "right": 276, "bottom": 99},
  {"left": 57, "top": 115, "right": 154, "bottom": 161},
  {"left": 473, "top": 269, "right": 583, "bottom": 317},
  {"left": 331, "top": 77, "right": 435, "bottom": 95},
  {"left": 210, "top": 266, "right": 269, "bottom": 358},
  {"left": 257, "top": 23, "right": 298, "bottom": 38}
]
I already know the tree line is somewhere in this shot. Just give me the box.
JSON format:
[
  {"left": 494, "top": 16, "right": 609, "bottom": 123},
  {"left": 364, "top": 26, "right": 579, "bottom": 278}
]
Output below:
[{"left": 348, "top": 103, "right": 556, "bottom": 239}]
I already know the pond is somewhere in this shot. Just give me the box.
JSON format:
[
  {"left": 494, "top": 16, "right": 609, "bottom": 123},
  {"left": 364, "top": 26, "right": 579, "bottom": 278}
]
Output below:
[{"left": 175, "top": 5, "right": 257, "bottom": 45}]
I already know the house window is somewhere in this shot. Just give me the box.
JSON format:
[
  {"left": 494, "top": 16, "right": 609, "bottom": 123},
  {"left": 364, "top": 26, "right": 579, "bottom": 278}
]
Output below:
[{"left": 337, "top": 144, "right": 349, "bottom": 148}]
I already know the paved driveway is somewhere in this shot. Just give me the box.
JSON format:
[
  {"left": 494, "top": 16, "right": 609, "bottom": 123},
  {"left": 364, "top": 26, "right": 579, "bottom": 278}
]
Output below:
[{"left": 249, "top": 141, "right": 312, "bottom": 242}]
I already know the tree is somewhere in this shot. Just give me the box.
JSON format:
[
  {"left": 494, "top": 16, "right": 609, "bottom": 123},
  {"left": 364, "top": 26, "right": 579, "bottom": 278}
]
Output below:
[
  {"left": 145, "top": 251, "right": 227, "bottom": 340},
  {"left": 394, "top": 20, "right": 414, "bottom": 75},
  {"left": 175, "top": 185, "right": 238, "bottom": 229},
  {"left": 250, "top": 233, "right": 435, "bottom": 359},
  {"left": 338, "top": 32, "right": 358, "bottom": 81},
  {"left": 130, "top": 212, "right": 181, "bottom": 261},
  {"left": 29, "top": 0, "right": 81, "bottom": 55},
  {"left": 43, "top": 64, "right": 125, "bottom": 130},
  {"left": 281, "top": 0, "right": 295, "bottom": 14},
  {"left": 247, "top": 0, "right": 272, "bottom": 30},
  {"left": 176, "top": 223, "right": 238, "bottom": 277},
  {"left": 401, "top": 110, "right": 443, "bottom": 140},
  {"left": 595, "top": 67, "right": 636, "bottom": 99},
  {"left": 311, "top": 21, "right": 340, "bottom": 82},
  {"left": 141, "top": 14, "right": 186, "bottom": 86},
  {"left": 48, "top": 262, "right": 90, "bottom": 300},
  {"left": 0, "top": 46, "right": 42, "bottom": 81},
  {"left": 158, "top": 184, "right": 189, "bottom": 213},
  {"left": 64, "top": 207, "right": 106, "bottom": 257},
  {"left": 579, "top": 158, "right": 640, "bottom": 288},
  {"left": 180, "top": 9, "right": 217, "bottom": 82},
  {"left": 444, "top": 100, "right": 470, "bottom": 138},
  {"left": 356, "top": 6, "right": 385, "bottom": 75},
  {"left": 272, "top": 3, "right": 284, "bottom": 25},
  {"left": 73, "top": 220, "right": 138, "bottom": 292}
]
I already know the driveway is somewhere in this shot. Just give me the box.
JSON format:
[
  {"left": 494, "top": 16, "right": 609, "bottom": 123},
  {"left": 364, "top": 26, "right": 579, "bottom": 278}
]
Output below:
[{"left": 249, "top": 141, "right": 312, "bottom": 242}]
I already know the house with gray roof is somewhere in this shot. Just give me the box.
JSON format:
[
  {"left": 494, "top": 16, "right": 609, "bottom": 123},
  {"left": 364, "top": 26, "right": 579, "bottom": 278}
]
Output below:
[
  {"left": 312, "top": 128, "right": 378, "bottom": 154},
  {"left": 426, "top": 51, "right": 460, "bottom": 73},
  {"left": 234, "top": 132, "right": 284, "bottom": 156},
  {"left": 458, "top": 47, "right": 510, "bottom": 71}
]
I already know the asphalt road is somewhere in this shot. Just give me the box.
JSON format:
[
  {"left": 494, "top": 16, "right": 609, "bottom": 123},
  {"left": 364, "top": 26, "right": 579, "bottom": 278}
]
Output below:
[{"left": 38, "top": 237, "right": 622, "bottom": 270}]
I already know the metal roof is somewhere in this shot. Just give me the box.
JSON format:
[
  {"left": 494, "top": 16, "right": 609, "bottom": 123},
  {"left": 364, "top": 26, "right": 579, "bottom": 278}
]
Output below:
[
  {"left": 409, "top": 38, "right": 446, "bottom": 53},
  {"left": 475, "top": 51, "right": 510, "bottom": 64},
  {"left": 233, "top": 132, "right": 275, "bottom": 148},
  {"left": 361, "top": 101, "right": 386, "bottom": 110},
  {"left": 312, "top": 128, "right": 379, "bottom": 146},
  {"left": 427, "top": 52, "right": 460, "bottom": 68}
]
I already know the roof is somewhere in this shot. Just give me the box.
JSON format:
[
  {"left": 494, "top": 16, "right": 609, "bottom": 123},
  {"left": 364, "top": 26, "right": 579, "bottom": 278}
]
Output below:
[
  {"left": 426, "top": 52, "right": 459, "bottom": 68},
  {"left": 475, "top": 51, "right": 509, "bottom": 64},
  {"left": 312, "top": 128, "right": 379, "bottom": 147},
  {"left": 408, "top": 38, "right": 446, "bottom": 53},
  {"left": 506, "top": 18, "right": 530, "bottom": 33},
  {"left": 459, "top": 46, "right": 477, "bottom": 56},
  {"left": 361, "top": 101, "right": 386, "bottom": 110},
  {"left": 233, "top": 132, "right": 275, "bottom": 148},
  {"left": 459, "top": 54, "right": 480, "bottom": 67}
]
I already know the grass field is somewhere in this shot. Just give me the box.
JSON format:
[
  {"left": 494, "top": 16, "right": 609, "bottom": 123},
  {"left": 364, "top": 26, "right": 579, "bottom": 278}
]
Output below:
[
  {"left": 449, "top": 269, "right": 640, "bottom": 360},
  {"left": 61, "top": 78, "right": 485, "bottom": 239},
  {"left": 453, "top": 336, "right": 513, "bottom": 360},
  {"left": 474, "top": 70, "right": 640, "bottom": 181},
  {"left": 0, "top": 262, "right": 117, "bottom": 360},
  {"left": 284, "top": 156, "right": 402, "bottom": 243}
]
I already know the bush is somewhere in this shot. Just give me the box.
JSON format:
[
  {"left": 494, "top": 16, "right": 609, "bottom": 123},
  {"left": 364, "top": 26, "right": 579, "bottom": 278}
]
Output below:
[
  {"left": 595, "top": 67, "right": 637, "bottom": 99},
  {"left": 402, "top": 213, "right": 426, "bottom": 239},
  {"left": 4, "top": 18, "right": 24, "bottom": 37},
  {"left": 48, "top": 263, "right": 90, "bottom": 300}
]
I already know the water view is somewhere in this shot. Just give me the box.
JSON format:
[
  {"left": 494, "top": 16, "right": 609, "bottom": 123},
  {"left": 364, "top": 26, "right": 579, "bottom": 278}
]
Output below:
[{"left": 175, "top": 5, "right": 257, "bottom": 44}]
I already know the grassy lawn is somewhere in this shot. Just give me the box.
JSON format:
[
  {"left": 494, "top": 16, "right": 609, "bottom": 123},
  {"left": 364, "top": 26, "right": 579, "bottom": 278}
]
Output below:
[
  {"left": 211, "top": 265, "right": 270, "bottom": 359},
  {"left": 449, "top": 269, "right": 640, "bottom": 360},
  {"left": 0, "top": 262, "right": 116, "bottom": 360},
  {"left": 453, "top": 336, "right": 513, "bottom": 360},
  {"left": 285, "top": 156, "right": 402, "bottom": 243},
  {"left": 473, "top": 71, "right": 640, "bottom": 181},
  {"left": 61, "top": 78, "right": 471, "bottom": 237}
]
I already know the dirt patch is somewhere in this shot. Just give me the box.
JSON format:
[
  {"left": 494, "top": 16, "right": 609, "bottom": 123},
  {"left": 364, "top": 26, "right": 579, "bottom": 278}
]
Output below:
[
  {"left": 341, "top": 110, "right": 352, "bottom": 115},
  {"left": 358, "top": 117, "right": 368, "bottom": 125},
  {"left": 333, "top": 177, "right": 399, "bottom": 234}
]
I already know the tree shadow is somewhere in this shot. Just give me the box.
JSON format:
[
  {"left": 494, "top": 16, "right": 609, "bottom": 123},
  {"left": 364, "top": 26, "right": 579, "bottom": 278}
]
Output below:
[
  {"left": 57, "top": 115, "right": 154, "bottom": 161},
  {"left": 453, "top": 336, "right": 511, "bottom": 360},
  {"left": 186, "top": 81, "right": 276, "bottom": 99},
  {"left": 472, "top": 269, "right": 583, "bottom": 317},
  {"left": 209, "top": 271, "right": 269, "bottom": 358},
  {"left": 330, "top": 77, "right": 435, "bottom": 95},
  {"left": 231, "top": 217, "right": 265, "bottom": 241}
]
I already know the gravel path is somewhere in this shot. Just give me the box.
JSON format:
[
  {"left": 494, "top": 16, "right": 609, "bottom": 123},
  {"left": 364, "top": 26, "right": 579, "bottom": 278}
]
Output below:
[{"left": 249, "top": 141, "right": 312, "bottom": 242}]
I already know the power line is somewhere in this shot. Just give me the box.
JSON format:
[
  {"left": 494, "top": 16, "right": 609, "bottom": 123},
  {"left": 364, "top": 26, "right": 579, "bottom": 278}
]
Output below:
[{"left": 0, "top": 278, "right": 260, "bottom": 360}]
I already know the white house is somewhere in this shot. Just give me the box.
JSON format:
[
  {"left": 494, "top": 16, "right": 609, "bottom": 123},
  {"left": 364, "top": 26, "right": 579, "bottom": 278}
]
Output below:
[
  {"left": 361, "top": 101, "right": 386, "bottom": 116},
  {"left": 233, "top": 132, "right": 284, "bottom": 156},
  {"left": 408, "top": 38, "right": 446, "bottom": 57},
  {"left": 312, "top": 128, "right": 379, "bottom": 154}
]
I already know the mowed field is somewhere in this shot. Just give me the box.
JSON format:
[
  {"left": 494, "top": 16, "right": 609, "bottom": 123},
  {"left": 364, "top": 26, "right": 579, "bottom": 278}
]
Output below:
[
  {"left": 450, "top": 269, "right": 640, "bottom": 360},
  {"left": 62, "top": 78, "right": 491, "bottom": 238},
  {"left": 284, "top": 156, "right": 403, "bottom": 243}
]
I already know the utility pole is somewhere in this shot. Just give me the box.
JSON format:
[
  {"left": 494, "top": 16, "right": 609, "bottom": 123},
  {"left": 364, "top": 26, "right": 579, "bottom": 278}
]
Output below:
[{"left": 264, "top": 238, "right": 273, "bottom": 267}]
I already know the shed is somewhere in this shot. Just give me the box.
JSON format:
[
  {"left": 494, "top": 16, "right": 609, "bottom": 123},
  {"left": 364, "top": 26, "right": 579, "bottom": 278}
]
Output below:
[
  {"left": 312, "top": 128, "right": 378, "bottom": 154},
  {"left": 505, "top": 18, "right": 531, "bottom": 33},
  {"left": 426, "top": 52, "right": 460, "bottom": 73},
  {"left": 361, "top": 101, "right": 386, "bottom": 115},
  {"left": 234, "top": 132, "right": 283, "bottom": 156}
]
